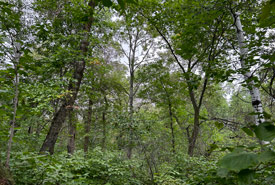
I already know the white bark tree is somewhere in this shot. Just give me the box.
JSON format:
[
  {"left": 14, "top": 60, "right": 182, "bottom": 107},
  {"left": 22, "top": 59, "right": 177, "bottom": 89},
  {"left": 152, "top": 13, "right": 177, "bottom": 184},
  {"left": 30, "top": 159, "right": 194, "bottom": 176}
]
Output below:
[{"left": 231, "top": 9, "right": 265, "bottom": 126}]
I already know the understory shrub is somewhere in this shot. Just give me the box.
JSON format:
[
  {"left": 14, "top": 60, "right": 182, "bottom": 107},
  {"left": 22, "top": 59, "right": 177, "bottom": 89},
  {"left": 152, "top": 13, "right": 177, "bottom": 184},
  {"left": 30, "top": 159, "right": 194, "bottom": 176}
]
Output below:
[
  {"left": 9, "top": 148, "right": 144, "bottom": 185},
  {"left": 6, "top": 149, "right": 274, "bottom": 184}
]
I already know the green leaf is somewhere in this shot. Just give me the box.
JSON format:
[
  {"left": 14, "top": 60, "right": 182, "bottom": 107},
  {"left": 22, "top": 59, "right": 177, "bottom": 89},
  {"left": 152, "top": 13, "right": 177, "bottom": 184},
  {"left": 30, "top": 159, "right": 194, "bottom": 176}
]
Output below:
[
  {"left": 220, "top": 147, "right": 234, "bottom": 152},
  {"left": 241, "top": 127, "right": 254, "bottom": 137},
  {"left": 263, "top": 111, "right": 272, "bottom": 119},
  {"left": 101, "top": 0, "right": 113, "bottom": 7},
  {"left": 254, "top": 122, "right": 275, "bottom": 141},
  {"left": 219, "top": 151, "right": 258, "bottom": 172},
  {"left": 117, "top": 0, "right": 125, "bottom": 9},
  {"left": 237, "top": 169, "right": 255, "bottom": 185},
  {"left": 217, "top": 168, "right": 228, "bottom": 178},
  {"left": 258, "top": 150, "right": 275, "bottom": 163},
  {"left": 125, "top": 0, "right": 136, "bottom": 3},
  {"left": 214, "top": 121, "right": 223, "bottom": 129},
  {"left": 209, "top": 143, "right": 218, "bottom": 151}
]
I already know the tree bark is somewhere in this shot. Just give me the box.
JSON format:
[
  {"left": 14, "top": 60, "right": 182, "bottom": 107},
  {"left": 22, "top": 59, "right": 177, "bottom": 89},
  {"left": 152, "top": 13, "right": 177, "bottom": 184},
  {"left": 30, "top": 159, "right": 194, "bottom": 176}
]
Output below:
[
  {"left": 187, "top": 108, "right": 200, "bottom": 156},
  {"left": 39, "top": 0, "right": 95, "bottom": 154},
  {"left": 160, "top": 78, "right": 176, "bottom": 154},
  {"left": 84, "top": 99, "right": 93, "bottom": 153},
  {"left": 67, "top": 110, "right": 77, "bottom": 154},
  {"left": 5, "top": 67, "right": 19, "bottom": 168},
  {"left": 102, "top": 95, "right": 108, "bottom": 151},
  {"left": 231, "top": 10, "right": 265, "bottom": 125},
  {"left": 127, "top": 71, "right": 134, "bottom": 159},
  {"left": 5, "top": 42, "right": 21, "bottom": 168},
  {"left": 168, "top": 103, "right": 176, "bottom": 154},
  {"left": 102, "top": 111, "right": 106, "bottom": 150}
]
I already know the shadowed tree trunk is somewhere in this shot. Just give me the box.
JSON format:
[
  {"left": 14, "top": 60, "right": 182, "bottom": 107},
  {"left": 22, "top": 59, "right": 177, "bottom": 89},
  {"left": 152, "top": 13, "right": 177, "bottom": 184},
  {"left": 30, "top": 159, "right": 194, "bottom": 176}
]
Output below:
[
  {"left": 84, "top": 99, "right": 93, "bottom": 153},
  {"left": 39, "top": 0, "right": 95, "bottom": 154},
  {"left": 160, "top": 79, "right": 176, "bottom": 154},
  {"left": 127, "top": 70, "right": 134, "bottom": 159},
  {"left": 187, "top": 77, "right": 208, "bottom": 157},
  {"left": 187, "top": 107, "right": 200, "bottom": 156},
  {"left": 67, "top": 110, "right": 77, "bottom": 154},
  {"left": 101, "top": 95, "right": 108, "bottom": 151},
  {"left": 168, "top": 103, "right": 176, "bottom": 154}
]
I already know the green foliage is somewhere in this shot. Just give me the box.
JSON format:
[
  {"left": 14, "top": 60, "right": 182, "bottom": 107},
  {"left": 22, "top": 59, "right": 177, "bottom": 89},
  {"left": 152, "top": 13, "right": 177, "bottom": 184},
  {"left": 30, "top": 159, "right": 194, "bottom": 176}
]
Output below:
[
  {"left": 218, "top": 117, "right": 275, "bottom": 184},
  {"left": 259, "top": 0, "right": 275, "bottom": 27},
  {"left": 154, "top": 154, "right": 235, "bottom": 185},
  {"left": 253, "top": 122, "right": 275, "bottom": 141},
  {"left": 1, "top": 0, "right": 274, "bottom": 185},
  {"left": 219, "top": 149, "right": 258, "bottom": 172},
  {"left": 9, "top": 149, "right": 144, "bottom": 185},
  {"left": 6, "top": 149, "right": 275, "bottom": 185},
  {"left": 0, "top": 163, "right": 14, "bottom": 185}
]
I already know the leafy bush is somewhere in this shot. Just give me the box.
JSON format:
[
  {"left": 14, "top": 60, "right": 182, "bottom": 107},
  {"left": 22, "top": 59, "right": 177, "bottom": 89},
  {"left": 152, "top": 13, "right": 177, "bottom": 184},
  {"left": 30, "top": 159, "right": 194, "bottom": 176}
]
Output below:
[
  {"left": 154, "top": 154, "right": 235, "bottom": 185},
  {"left": 217, "top": 115, "right": 275, "bottom": 185},
  {"left": 7, "top": 147, "right": 274, "bottom": 184},
  {"left": 9, "top": 148, "right": 144, "bottom": 185}
]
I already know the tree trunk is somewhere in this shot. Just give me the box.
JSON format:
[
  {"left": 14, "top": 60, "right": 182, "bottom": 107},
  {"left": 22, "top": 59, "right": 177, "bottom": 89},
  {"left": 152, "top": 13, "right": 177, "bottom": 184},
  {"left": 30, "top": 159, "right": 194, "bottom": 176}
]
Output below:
[
  {"left": 101, "top": 111, "right": 106, "bottom": 150},
  {"left": 67, "top": 110, "right": 77, "bottom": 154},
  {"left": 168, "top": 103, "right": 176, "bottom": 154},
  {"left": 127, "top": 71, "right": 134, "bottom": 159},
  {"left": 40, "top": 103, "right": 68, "bottom": 154},
  {"left": 231, "top": 10, "right": 265, "bottom": 125},
  {"left": 5, "top": 43, "right": 20, "bottom": 168},
  {"left": 101, "top": 95, "right": 108, "bottom": 151},
  {"left": 39, "top": 0, "right": 95, "bottom": 154},
  {"left": 187, "top": 88, "right": 201, "bottom": 157},
  {"left": 84, "top": 99, "right": 92, "bottom": 153},
  {"left": 188, "top": 108, "right": 200, "bottom": 156},
  {"left": 6, "top": 68, "right": 19, "bottom": 168}
]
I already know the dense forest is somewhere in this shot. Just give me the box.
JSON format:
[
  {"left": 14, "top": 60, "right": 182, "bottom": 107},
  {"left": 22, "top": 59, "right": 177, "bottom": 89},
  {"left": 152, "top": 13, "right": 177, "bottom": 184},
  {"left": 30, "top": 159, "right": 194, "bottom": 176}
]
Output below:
[{"left": 0, "top": 0, "right": 274, "bottom": 184}]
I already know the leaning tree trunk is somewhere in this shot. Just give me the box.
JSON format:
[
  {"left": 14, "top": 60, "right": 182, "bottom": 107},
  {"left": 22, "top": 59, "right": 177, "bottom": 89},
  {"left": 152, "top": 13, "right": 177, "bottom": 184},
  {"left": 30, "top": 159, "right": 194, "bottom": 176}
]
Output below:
[
  {"left": 40, "top": 0, "right": 95, "bottom": 154},
  {"left": 231, "top": 10, "right": 265, "bottom": 125}
]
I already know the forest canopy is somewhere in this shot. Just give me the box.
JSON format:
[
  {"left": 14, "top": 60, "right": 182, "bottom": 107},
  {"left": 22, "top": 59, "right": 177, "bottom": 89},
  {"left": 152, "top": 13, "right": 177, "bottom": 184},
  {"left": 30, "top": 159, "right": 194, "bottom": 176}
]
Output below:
[{"left": 0, "top": 0, "right": 274, "bottom": 184}]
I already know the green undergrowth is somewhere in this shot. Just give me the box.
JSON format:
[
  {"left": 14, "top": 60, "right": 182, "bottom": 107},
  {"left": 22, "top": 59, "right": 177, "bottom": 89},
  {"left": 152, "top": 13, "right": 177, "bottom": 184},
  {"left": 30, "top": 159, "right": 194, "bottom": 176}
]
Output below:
[
  {"left": 9, "top": 149, "right": 144, "bottom": 185},
  {"left": 4, "top": 148, "right": 275, "bottom": 185}
]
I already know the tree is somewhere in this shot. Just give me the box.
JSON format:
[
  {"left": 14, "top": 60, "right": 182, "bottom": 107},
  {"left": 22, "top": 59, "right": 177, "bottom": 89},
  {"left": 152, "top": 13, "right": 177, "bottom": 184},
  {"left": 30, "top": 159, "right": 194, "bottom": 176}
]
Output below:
[
  {"left": 115, "top": 13, "right": 154, "bottom": 158},
  {"left": 140, "top": 0, "right": 231, "bottom": 156},
  {"left": 37, "top": 0, "right": 96, "bottom": 154},
  {"left": 138, "top": 56, "right": 185, "bottom": 154},
  {"left": 230, "top": 2, "right": 265, "bottom": 126},
  {"left": 0, "top": 0, "right": 26, "bottom": 168}
]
